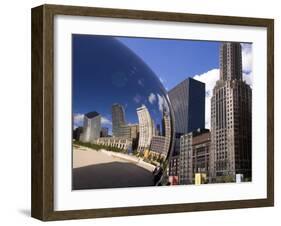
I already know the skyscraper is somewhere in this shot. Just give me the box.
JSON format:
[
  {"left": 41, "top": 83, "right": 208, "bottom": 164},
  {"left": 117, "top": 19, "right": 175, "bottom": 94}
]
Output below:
[
  {"left": 210, "top": 42, "right": 252, "bottom": 182},
  {"left": 162, "top": 110, "right": 172, "bottom": 156},
  {"left": 100, "top": 127, "right": 109, "bottom": 137},
  {"left": 112, "top": 103, "right": 126, "bottom": 137},
  {"left": 168, "top": 77, "right": 205, "bottom": 154},
  {"left": 156, "top": 124, "right": 161, "bottom": 136},
  {"left": 168, "top": 77, "right": 205, "bottom": 134},
  {"left": 137, "top": 105, "right": 153, "bottom": 152},
  {"left": 80, "top": 111, "right": 101, "bottom": 142},
  {"left": 73, "top": 126, "right": 83, "bottom": 141}
]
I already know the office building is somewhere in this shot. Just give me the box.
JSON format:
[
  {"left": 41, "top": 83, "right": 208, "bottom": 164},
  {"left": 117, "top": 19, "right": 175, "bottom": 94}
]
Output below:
[
  {"left": 137, "top": 105, "right": 153, "bottom": 152},
  {"left": 210, "top": 42, "right": 252, "bottom": 181},
  {"left": 168, "top": 77, "right": 205, "bottom": 156},
  {"left": 118, "top": 124, "right": 139, "bottom": 139},
  {"left": 100, "top": 127, "right": 109, "bottom": 137},
  {"left": 179, "top": 129, "right": 211, "bottom": 184},
  {"left": 150, "top": 136, "right": 166, "bottom": 155},
  {"left": 168, "top": 153, "right": 180, "bottom": 185},
  {"left": 73, "top": 126, "right": 83, "bottom": 141},
  {"left": 168, "top": 154, "right": 180, "bottom": 177},
  {"left": 168, "top": 77, "right": 205, "bottom": 135},
  {"left": 150, "top": 110, "right": 172, "bottom": 156},
  {"left": 162, "top": 110, "right": 172, "bottom": 156},
  {"left": 156, "top": 124, "right": 161, "bottom": 136},
  {"left": 112, "top": 103, "right": 126, "bottom": 137},
  {"left": 80, "top": 111, "right": 101, "bottom": 142}
]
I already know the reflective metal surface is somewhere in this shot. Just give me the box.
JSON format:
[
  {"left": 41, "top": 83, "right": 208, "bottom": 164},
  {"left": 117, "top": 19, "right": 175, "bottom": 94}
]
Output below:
[{"left": 72, "top": 35, "right": 174, "bottom": 188}]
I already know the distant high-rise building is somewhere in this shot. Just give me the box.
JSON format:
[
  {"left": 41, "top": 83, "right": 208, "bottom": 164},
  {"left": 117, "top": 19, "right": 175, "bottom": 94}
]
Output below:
[
  {"left": 137, "top": 105, "right": 153, "bottom": 152},
  {"left": 112, "top": 104, "right": 126, "bottom": 137},
  {"left": 150, "top": 110, "right": 172, "bottom": 156},
  {"left": 168, "top": 77, "right": 205, "bottom": 155},
  {"left": 162, "top": 110, "right": 172, "bottom": 155},
  {"left": 128, "top": 124, "right": 139, "bottom": 140},
  {"left": 156, "top": 124, "right": 161, "bottom": 136},
  {"left": 210, "top": 42, "right": 252, "bottom": 181},
  {"left": 73, "top": 126, "right": 83, "bottom": 141},
  {"left": 179, "top": 129, "right": 211, "bottom": 184},
  {"left": 150, "top": 136, "right": 166, "bottom": 154},
  {"left": 118, "top": 124, "right": 139, "bottom": 139},
  {"left": 100, "top": 127, "right": 109, "bottom": 137},
  {"left": 80, "top": 112, "right": 101, "bottom": 142}
]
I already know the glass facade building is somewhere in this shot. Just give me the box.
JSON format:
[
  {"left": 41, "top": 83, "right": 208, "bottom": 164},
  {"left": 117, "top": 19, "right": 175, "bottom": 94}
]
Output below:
[{"left": 168, "top": 78, "right": 205, "bottom": 135}]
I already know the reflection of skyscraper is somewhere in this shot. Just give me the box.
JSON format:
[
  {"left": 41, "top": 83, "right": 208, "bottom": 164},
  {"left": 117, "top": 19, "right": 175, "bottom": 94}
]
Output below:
[
  {"left": 156, "top": 124, "right": 161, "bottom": 136},
  {"left": 100, "top": 127, "right": 109, "bottom": 137},
  {"left": 118, "top": 124, "right": 139, "bottom": 139},
  {"left": 150, "top": 110, "right": 171, "bottom": 156},
  {"left": 81, "top": 111, "right": 101, "bottom": 142},
  {"left": 112, "top": 104, "right": 126, "bottom": 137},
  {"left": 163, "top": 110, "right": 171, "bottom": 155},
  {"left": 137, "top": 105, "right": 153, "bottom": 152},
  {"left": 73, "top": 126, "right": 83, "bottom": 141},
  {"left": 168, "top": 78, "right": 205, "bottom": 134},
  {"left": 210, "top": 42, "right": 252, "bottom": 181}
]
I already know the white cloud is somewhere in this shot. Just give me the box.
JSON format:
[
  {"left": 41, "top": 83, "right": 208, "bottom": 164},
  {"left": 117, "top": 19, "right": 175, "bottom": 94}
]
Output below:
[
  {"left": 243, "top": 71, "right": 253, "bottom": 87},
  {"left": 159, "top": 77, "right": 166, "bottom": 84},
  {"left": 157, "top": 94, "right": 164, "bottom": 113},
  {"left": 157, "top": 94, "right": 168, "bottom": 113},
  {"left": 193, "top": 68, "right": 220, "bottom": 129},
  {"left": 192, "top": 66, "right": 253, "bottom": 129},
  {"left": 133, "top": 94, "right": 141, "bottom": 103},
  {"left": 138, "top": 79, "right": 144, "bottom": 87},
  {"left": 148, "top": 93, "right": 156, "bottom": 104},
  {"left": 73, "top": 113, "right": 112, "bottom": 127},
  {"left": 241, "top": 43, "right": 252, "bottom": 73},
  {"left": 73, "top": 113, "right": 84, "bottom": 127},
  {"left": 101, "top": 116, "right": 112, "bottom": 125}
]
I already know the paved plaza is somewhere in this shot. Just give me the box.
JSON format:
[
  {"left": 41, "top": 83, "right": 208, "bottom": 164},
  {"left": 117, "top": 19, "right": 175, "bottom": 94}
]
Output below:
[{"left": 72, "top": 146, "right": 154, "bottom": 190}]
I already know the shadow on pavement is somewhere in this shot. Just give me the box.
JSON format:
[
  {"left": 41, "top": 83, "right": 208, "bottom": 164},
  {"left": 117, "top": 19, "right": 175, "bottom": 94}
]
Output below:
[{"left": 72, "top": 161, "right": 154, "bottom": 190}]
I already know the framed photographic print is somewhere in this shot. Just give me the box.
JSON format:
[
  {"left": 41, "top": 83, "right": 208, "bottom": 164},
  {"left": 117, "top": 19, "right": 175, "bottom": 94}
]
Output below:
[{"left": 31, "top": 4, "right": 274, "bottom": 221}]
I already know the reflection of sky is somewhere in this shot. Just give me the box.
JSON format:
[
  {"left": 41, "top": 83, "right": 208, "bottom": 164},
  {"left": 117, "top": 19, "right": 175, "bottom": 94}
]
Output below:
[
  {"left": 73, "top": 35, "right": 252, "bottom": 132},
  {"left": 72, "top": 35, "right": 170, "bottom": 133},
  {"left": 117, "top": 37, "right": 220, "bottom": 90}
]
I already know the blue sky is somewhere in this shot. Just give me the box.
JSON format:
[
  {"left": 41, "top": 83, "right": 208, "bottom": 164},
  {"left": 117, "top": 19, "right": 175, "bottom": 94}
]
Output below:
[
  {"left": 73, "top": 35, "right": 252, "bottom": 130},
  {"left": 117, "top": 37, "right": 220, "bottom": 90},
  {"left": 72, "top": 35, "right": 171, "bottom": 133}
]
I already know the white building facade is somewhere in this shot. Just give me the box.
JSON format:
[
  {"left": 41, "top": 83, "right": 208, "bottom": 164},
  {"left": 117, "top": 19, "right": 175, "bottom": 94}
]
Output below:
[
  {"left": 80, "top": 112, "right": 101, "bottom": 143},
  {"left": 137, "top": 105, "right": 153, "bottom": 152}
]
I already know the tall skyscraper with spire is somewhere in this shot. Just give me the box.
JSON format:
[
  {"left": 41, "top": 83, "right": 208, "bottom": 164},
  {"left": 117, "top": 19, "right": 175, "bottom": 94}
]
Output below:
[{"left": 210, "top": 42, "right": 252, "bottom": 182}]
